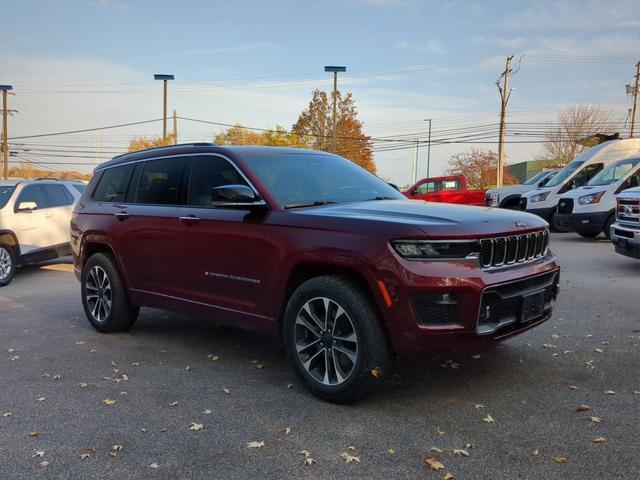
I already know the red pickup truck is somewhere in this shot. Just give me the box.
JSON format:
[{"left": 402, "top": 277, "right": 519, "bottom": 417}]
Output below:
[{"left": 404, "top": 175, "right": 486, "bottom": 206}]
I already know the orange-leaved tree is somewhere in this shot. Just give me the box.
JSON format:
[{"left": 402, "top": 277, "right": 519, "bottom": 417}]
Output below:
[
  {"left": 128, "top": 133, "right": 176, "bottom": 153},
  {"left": 446, "top": 148, "right": 517, "bottom": 188}
]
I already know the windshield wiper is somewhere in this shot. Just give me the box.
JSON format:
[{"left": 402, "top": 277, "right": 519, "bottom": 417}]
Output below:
[
  {"left": 284, "top": 200, "right": 338, "bottom": 209},
  {"left": 365, "top": 196, "right": 398, "bottom": 201}
]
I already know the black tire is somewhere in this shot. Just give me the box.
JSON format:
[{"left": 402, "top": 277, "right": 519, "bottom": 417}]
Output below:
[
  {"left": 603, "top": 215, "right": 615, "bottom": 240},
  {"left": 81, "top": 252, "right": 139, "bottom": 332},
  {"left": 0, "top": 244, "right": 17, "bottom": 287},
  {"left": 283, "top": 275, "right": 395, "bottom": 403},
  {"left": 579, "top": 231, "right": 600, "bottom": 239}
]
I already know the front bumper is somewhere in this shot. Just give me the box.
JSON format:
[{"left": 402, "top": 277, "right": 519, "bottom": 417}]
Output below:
[
  {"left": 525, "top": 206, "right": 555, "bottom": 222},
  {"left": 554, "top": 211, "right": 609, "bottom": 234},
  {"left": 610, "top": 222, "right": 640, "bottom": 259},
  {"left": 379, "top": 252, "right": 561, "bottom": 358}
]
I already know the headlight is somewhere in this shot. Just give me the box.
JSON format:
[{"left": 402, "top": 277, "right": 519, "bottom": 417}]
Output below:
[
  {"left": 530, "top": 191, "right": 550, "bottom": 203},
  {"left": 392, "top": 240, "right": 479, "bottom": 259},
  {"left": 578, "top": 191, "right": 605, "bottom": 205}
]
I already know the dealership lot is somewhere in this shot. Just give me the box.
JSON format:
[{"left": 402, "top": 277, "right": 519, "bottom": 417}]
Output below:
[{"left": 0, "top": 234, "right": 638, "bottom": 480}]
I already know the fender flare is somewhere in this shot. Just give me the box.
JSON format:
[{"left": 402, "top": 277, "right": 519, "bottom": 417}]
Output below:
[{"left": 499, "top": 193, "right": 522, "bottom": 209}]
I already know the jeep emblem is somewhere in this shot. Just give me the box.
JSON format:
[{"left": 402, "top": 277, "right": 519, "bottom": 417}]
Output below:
[{"left": 515, "top": 221, "right": 527, "bottom": 228}]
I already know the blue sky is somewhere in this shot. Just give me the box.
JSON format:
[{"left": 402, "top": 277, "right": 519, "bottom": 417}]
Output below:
[{"left": 1, "top": 0, "right": 639, "bottom": 183}]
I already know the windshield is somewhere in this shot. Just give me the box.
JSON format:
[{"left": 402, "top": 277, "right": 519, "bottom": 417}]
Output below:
[
  {"left": 0, "top": 186, "right": 15, "bottom": 209},
  {"left": 240, "top": 152, "right": 405, "bottom": 207},
  {"left": 524, "top": 170, "right": 553, "bottom": 186},
  {"left": 587, "top": 158, "right": 639, "bottom": 186},
  {"left": 545, "top": 161, "right": 584, "bottom": 188}
]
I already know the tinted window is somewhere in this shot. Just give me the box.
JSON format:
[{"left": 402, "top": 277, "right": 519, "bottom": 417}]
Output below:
[
  {"left": 42, "top": 184, "right": 74, "bottom": 207},
  {"left": 188, "top": 156, "right": 247, "bottom": 207},
  {"left": 546, "top": 161, "right": 584, "bottom": 187},
  {"left": 16, "top": 185, "right": 48, "bottom": 210},
  {"left": 573, "top": 163, "right": 603, "bottom": 188},
  {"left": 136, "top": 157, "right": 186, "bottom": 205},
  {"left": 588, "top": 158, "right": 639, "bottom": 186},
  {"left": 0, "top": 186, "right": 14, "bottom": 209},
  {"left": 93, "top": 164, "right": 135, "bottom": 203},
  {"left": 72, "top": 184, "right": 86, "bottom": 194},
  {"left": 524, "top": 170, "right": 552, "bottom": 186}
]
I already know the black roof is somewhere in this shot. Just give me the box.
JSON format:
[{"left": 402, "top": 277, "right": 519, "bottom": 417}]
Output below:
[{"left": 96, "top": 143, "right": 329, "bottom": 171}]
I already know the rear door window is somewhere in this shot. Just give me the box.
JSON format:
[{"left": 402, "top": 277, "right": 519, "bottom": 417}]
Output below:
[
  {"left": 15, "top": 184, "right": 49, "bottom": 210},
  {"left": 42, "top": 184, "right": 74, "bottom": 207},
  {"left": 93, "top": 164, "right": 135, "bottom": 203},
  {"left": 136, "top": 157, "right": 187, "bottom": 205},
  {"left": 187, "top": 155, "right": 247, "bottom": 207}
]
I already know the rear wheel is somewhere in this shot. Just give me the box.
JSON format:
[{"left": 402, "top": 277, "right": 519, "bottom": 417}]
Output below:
[
  {"left": 283, "top": 275, "right": 395, "bottom": 403},
  {"left": 0, "top": 244, "right": 16, "bottom": 287},
  {"left": 81, "top": 253, "right": 139, "bottom": 332}
]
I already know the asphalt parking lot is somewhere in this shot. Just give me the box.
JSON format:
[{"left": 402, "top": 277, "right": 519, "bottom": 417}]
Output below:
[{"left": 1, "top": 233, "right": 639, "bottom": 480}]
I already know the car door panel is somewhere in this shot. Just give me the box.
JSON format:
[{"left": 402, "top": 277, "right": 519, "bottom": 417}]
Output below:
[{"left": 13, "top": 185, "right": 49, "bottom": 254}]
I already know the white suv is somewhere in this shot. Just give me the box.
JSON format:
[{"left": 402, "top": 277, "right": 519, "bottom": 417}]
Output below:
[{"left": 0, "top": 179, "right": 86, "bottom": 286}]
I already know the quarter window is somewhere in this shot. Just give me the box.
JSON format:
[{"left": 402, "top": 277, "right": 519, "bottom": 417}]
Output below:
[
  {"left": 136, "top": 157, "right": 186, "bottom": 205},
  {"left": 187, "top": 156, "right": 247, "bottom": 207},
  {"left": 93, "top": 164, "right": 135, "bottom": 203},
  {"left": 15, "top": 185, "right": 49, "bottom": 210}
]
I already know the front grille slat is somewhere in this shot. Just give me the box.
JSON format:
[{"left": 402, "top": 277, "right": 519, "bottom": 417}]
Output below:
[{"left": 479, "top": 229, "right": 549, "bottom": 269}]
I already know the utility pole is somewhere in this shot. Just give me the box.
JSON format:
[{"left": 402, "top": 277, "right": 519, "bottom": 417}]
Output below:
[
  {"left": 629, "top": 61, "right": 640, "bottom": 138},
  {"left": 1, "top": 85, "right": 13, "bottom": 181},
  {"left": 496, "top": 56, "right": 514, "bottom": 188},
  {"left": 411, "top": 138, "right": 419, "bottom": 184},
  {"left": 324, "top": 66, "right": 346, "bottom": 153},
  {"left": 154, "top": 74, "right": 174, "bottom": 142},
  {"left": 425, "top": 118, "right": 432, "bottom": 178},
  {"left": 173, "top": 109, "right": 178, "bottom": 144}
]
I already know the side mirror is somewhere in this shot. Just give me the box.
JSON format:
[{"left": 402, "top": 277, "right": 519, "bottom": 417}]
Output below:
[
  {"left": 211, "top": 184, "right": 265, "bottom": 206},
  {"left": 17, "top": 201, "right": 38, "bottom": 212}
]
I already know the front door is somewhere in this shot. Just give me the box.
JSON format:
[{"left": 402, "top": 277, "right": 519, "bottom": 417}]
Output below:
[{"left": 13, "top": 184, "right": 50, "bottom": 255}]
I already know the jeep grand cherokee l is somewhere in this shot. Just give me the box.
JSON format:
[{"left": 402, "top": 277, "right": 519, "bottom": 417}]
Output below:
[{"left": 71, "top": 144, "right": 560, "bottom": 402}]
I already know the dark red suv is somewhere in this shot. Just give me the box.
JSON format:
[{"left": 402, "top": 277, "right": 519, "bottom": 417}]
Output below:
[{"left": 71, "top": 144, "right": 560, "bottom": 402}]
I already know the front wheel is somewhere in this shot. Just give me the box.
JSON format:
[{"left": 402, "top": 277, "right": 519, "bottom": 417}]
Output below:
[
  {"left": 0, "top": 244, "right": 16, "bottom": 287},
  {"left": 81, "top": 252, "right": 139, "bottom": 332},
  {"left": 603, "top": 215, "right": 615, "bottom": 240},
  {"left": 283, "top": 275, "right": 395, "bottom": 403},
  {"left": 579, "top": 231, "right": 600, "bottom": 239}
]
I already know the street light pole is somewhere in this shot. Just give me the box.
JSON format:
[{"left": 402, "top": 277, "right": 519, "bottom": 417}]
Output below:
[
  {"left": 0, "top": 85, "right": 13, "bottom": 181},
  {"left": 324, "top": 66, "right": 346, "bottom": 153},
  {"left": 154, "top": 74, "right": 175, "bottom": 142}
]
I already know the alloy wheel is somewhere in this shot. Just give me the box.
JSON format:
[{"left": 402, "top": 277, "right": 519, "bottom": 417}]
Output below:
[
  {"left": 294, "top": 297, "right": 358, "bottom": 386},
  {"left": 0, "top": 247, "right": 11, "bottom": 281},
  {"left": 85, "top": 266, "right": 112, "bottom": 323}
]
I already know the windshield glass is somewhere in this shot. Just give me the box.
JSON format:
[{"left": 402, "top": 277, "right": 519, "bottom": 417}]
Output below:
[
  {"left": 0, "top": 186, "right": 15, "bottom": 209},
  {"left": 587, "top": 158, "right": 639, "bottom": 186},
  {"left": 545, "top": 161, "right": 584, "bottom": 188},
  {"left": 524, "top": 170, "right": 553, "bottom": 186},
  {"left": 240, "top": 152, "right": 405, "bottom": 207}
]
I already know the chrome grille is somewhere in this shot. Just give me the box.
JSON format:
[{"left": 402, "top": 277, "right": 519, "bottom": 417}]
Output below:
[
  {"left": 617, "top": 197, "right": 640, "bottom": 224},
  {"left": 479, "top": 230, "right": 549, "bottom": 268}
]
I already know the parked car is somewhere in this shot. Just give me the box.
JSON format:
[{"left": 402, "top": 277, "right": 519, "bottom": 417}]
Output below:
[
  {"left": 554, "top": 156, "right": 640, "bottom": 238},
  {"left": 403, "top": 175, "right": 486, "bottom": 206},
  {"left": 519, "top": 138, "right": 640, "bottom": 225},
  {"left": 609, "top": 186, "right": 640, "bottom": 259},
  {"left": 485, "top": 169, "right": 559, "bottom": 208},
  {"left": 0, "top": 178, "right": 86, "bottom": 286},
  {"left": 71, "top": 144, "right": 560, "bottom": 403}
]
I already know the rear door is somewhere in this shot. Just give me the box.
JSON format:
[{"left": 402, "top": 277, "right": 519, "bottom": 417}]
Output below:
[
  {"left": 40, "top": 183, "right": 76, "bottom": 247},
  {"left": 13, "top": 184, "right": 50, "bottom": 254}
]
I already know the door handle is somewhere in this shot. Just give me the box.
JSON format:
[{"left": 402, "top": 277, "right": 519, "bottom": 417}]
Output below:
[
  {"left": 114, "top": 211, "right": 130, "bottom": 221},
  {"left": 179, "top": 215, "right": 201, "bottom": 226}
]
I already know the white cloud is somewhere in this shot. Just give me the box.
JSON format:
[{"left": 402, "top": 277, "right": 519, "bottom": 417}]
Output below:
[
  {"left": 395, "top": 39, "right": 445, "bottom": 55},
  {"left": 153, "top": 42, "right": 278, "bottom": 59}
]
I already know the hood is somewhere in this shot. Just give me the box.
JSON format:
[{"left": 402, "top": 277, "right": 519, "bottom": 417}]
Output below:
[
  {"left": 521, "top": 186, "right": 554, "bottom": 199},
  {"left": 486, "top": 184, "right": 537, "bottom": 197},
  {"left": 291, "top": 199, "right": 547, "bottom": 238},
  {"left": 559, "top": 186, "right": 607, "bottom": 200}
]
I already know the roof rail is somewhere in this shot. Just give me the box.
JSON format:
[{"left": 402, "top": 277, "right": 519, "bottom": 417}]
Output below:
[
  {"left": 33, "top": 177, "right": 59, "bottom": 181},
  {"left": 111, "top": 142, "right": 216, "bottom": 160}
]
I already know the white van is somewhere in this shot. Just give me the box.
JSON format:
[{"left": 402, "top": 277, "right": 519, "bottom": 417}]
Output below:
[
  {"left": 519, "top": 138, "right": 640, "bottom": 225},
  {"left": 485, "top": 169, "right": 559, "bottom": 208},
  {"left": 554, "top": 156, "right": 640, "bottom": 238}
]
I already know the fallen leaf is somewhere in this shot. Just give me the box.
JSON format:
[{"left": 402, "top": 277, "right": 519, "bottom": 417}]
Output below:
[
  {"left": 443, "top": 473, "right": 455, "bottom": 480},
  {"left": 279, "top": 426, "right": 291, "bottom": 436},
  {"left": 483, "top": 415, "right": 495, "bottom": 424},
  {"left": 430, "top": 446, "right": 443, "bottom": 453},
  {"left": 576, "top": 405, "right": 591, "bottom": 412},
  {"left": 39, "top": 461, "right": 49, "bottom": 468},
  {"left": 387, "top": 448, "right": 396, "bottom": 455},
  {"left": 52, "top": 375, "right": 61, "bottom": 380},
  {"left": 531, "top": 449, "right": 540, "bottom": 457},
  {"left": 553, "top": 456, "right": 567, "bottom": 464},
  {"left": 594, "top": 348, "right": 604, "bottom": 353},
  {"left": 189, "top": 423, "right": 203, "bottom": 431},
  {"left": 542, "top": 343, "right": 556, "bottom": 349},
  {"left": 102, "top": 399, "right": 116, "bottom": 406},
  {"left": 551, "top": 334, "right": 560, "bottom": 339},
  {"left": 75, "top": 341, "right": 85, "bottom": 345},
  {"left": 33, "top": 450, "right": 45, "bottom": 458},
  {"left": 304, "top": 457, "right": 317, "bottom": 466},
  {"left": 426, "top": 458, "right": 445, "bottom": 470},
  {"left": 634, "top": 391, "right": 640, "bottom": 395},
  {"left": 453, "top": 449, "right": 469, "bottom": 457},
  {"left": 222, "top": 388, "right": 231, "bottom": 394},
  {"left": 78, "top": 383, "right": 88, "bottom": 388},
  {"left": 185, "top": 366, "right": 190, "bottom": 371},
  {"left": 604, "top": 390, "right": 616, "bottom": 395},
  {"left": 437, "top": 426, "right": 445, "bottom": 436},
  {"left": 287, "top": 383, "right": 294, "bottom": 389},
  {"left": 131, "top": 362, "right": 140, "bottom": 366},
  {"left": 592, "top": 437, "right": 606, "bottom": 444},
  {"left": 28, "top": 432, "right": 39, "bottom": 437},
  {"left": 247, "top": 441, "right": 265, "bottom": 448},
  {"left": 465, "top": 443, "right": 474, "bottom": 449},
  {"left": 149, "top": 463, "right": 160, "bottom": 469},
  {"left": 207, "top": 355, "right": 219, "bottom": 362},
  {"left": 168, "top": 401, "right": 179, "bottom": 407},
  {"left": 80, "top": 447, "right": 95, "bottom": 460},
  {"left": 111, "top": 445, "right": 123, "bottom": 452},
  {"left": 37, "top": 397, "right": 46, "bottom": 402},
  {"left": 471, "top": 354, "right": 481, "bottom": 359},
  {"left": 473, "top": 403, "right": 486, "bottom": 410},
  {"left": 203, "top": 409, "right": 212, "bottom": 414},
  {"left": 590, "top": 416, "right": 603, "bottom": 424},
  {"left": 568, "top": 385, "right": 578, "bottom": 390},
  {"left": 298, "top": 450, "right": 311, "bottom": 458},
  {"left": 340, "top": 452, "right": 360, "bottom": 464},
  {"left": 370, "top": 367, "right": 382, "bottom": 378},
  {"left": 254, "top": 363, "right": 266, "bottom": 369},
  {"left": 2, "top": 412, "right": 12, "bottom": 417}
]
